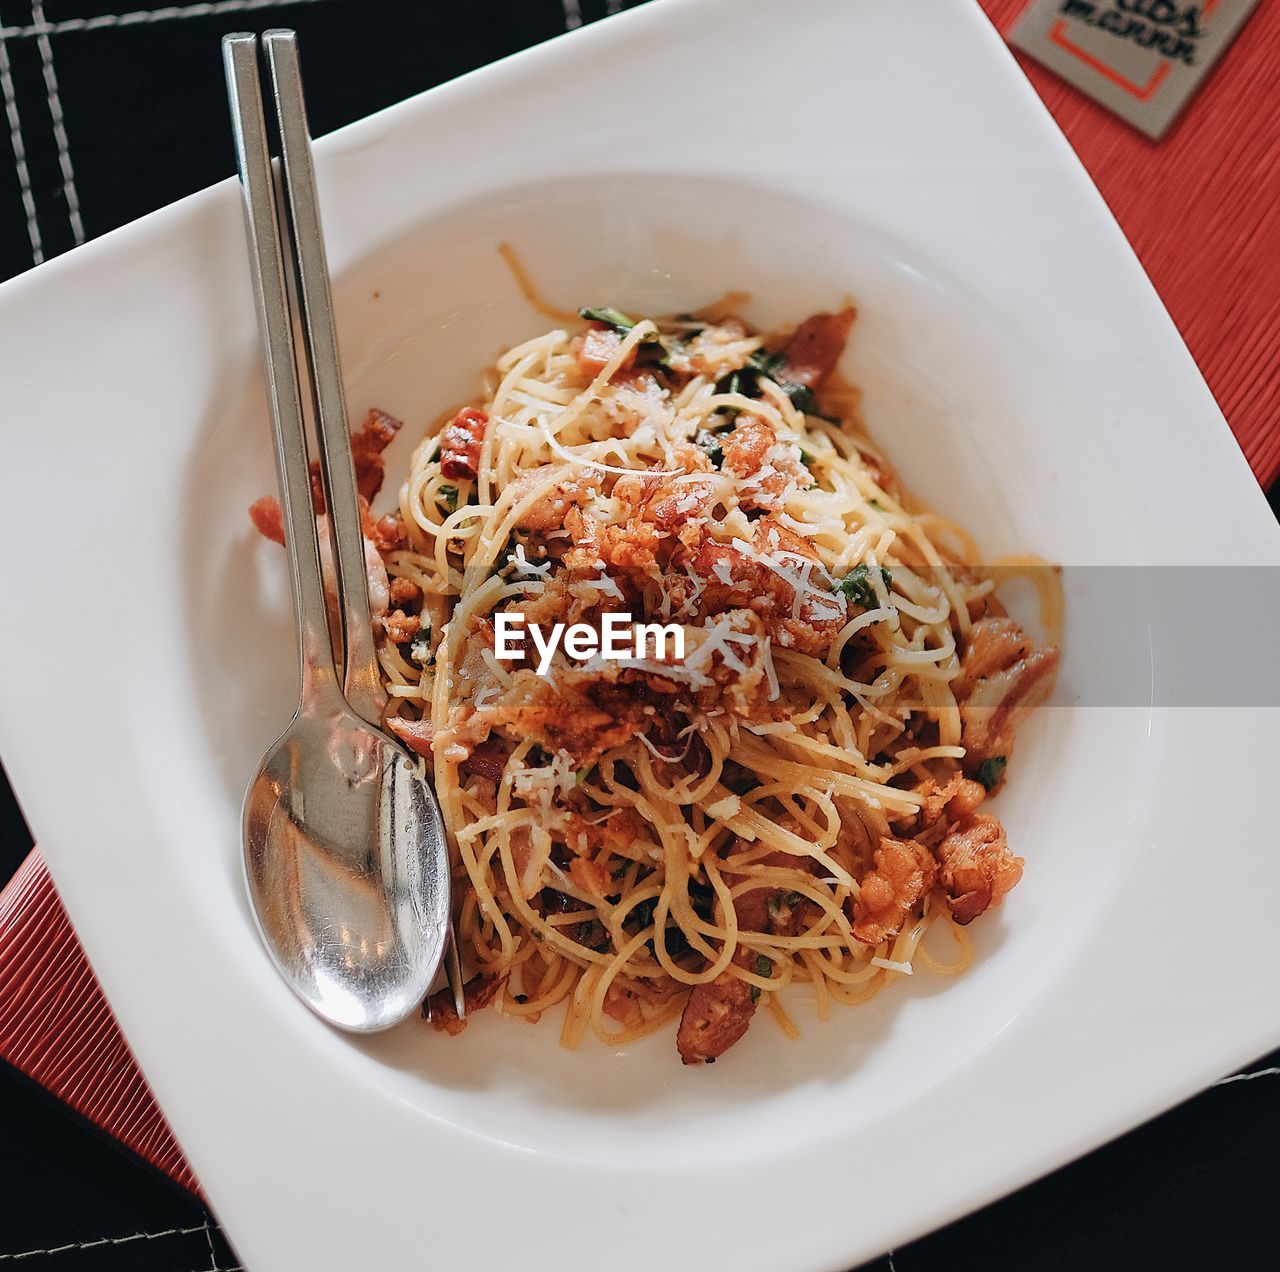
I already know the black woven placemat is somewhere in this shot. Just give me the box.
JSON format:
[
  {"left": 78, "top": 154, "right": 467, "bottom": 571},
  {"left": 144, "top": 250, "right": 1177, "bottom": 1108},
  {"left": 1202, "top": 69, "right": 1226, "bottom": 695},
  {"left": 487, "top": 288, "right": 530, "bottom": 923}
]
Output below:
[{"left": 0, "top": 2, "right": 1275, "bottom": 1268}]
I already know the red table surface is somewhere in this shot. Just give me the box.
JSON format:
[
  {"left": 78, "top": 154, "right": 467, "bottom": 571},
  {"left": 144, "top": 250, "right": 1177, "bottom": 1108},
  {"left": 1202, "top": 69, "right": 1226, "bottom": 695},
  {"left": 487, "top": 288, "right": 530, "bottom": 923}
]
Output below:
[
  {"left": 1, "top": 1, "right": 1278, "bottom": 1198},
  {"left": 984, "top": 0, "right": 1280, "bottom": 488}
]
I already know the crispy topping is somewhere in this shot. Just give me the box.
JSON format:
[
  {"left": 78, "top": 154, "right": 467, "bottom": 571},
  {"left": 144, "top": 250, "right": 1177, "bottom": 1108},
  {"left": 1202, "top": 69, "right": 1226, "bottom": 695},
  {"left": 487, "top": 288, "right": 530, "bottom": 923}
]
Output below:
[
  {"left": 851, "top": 836, "right": 937, "bottom": 946},
  {"left": 936, "top": 814, "right": 1023, "bottom": 924},
  {"left": 440, "top": 407, "right": 488, "bottom": 482}
]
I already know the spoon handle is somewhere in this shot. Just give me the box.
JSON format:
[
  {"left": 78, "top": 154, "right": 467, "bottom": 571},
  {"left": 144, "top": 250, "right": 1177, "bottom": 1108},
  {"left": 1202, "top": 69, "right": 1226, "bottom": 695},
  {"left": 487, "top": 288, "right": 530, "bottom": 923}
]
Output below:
[
  {"left": 224, "top": 35, "right": 342, "bottom": 708},
  {"left": 264, "top": 30, "right": 383, "bottom": 727}
]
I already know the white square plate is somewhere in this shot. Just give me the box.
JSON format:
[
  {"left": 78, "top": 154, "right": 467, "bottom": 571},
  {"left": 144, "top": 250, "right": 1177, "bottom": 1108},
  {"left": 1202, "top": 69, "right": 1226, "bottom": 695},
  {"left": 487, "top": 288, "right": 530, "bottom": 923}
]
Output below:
[{"left": 0, "top": 1, "right": 1277, "bottom": 1269}]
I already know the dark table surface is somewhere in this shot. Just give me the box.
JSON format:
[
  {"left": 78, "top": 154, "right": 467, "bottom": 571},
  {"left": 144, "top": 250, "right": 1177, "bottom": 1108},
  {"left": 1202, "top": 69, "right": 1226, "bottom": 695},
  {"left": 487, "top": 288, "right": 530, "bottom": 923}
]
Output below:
[{"left": 0, "top": 2, "right": 1276, "bottom": 1269}]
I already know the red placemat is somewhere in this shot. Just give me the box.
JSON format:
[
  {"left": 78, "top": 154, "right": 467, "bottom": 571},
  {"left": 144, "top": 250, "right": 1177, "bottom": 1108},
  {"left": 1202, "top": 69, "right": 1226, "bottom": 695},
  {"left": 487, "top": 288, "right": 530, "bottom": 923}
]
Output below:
[
  {"left": 0, "top": 851, "right": 199, "bottom": 1195},
  {"left": 982, "top": 0, "right": 1280, "bottom": 487},
  {"left": 1, "top": 3, "right": 1277, "bottom": 1198}
]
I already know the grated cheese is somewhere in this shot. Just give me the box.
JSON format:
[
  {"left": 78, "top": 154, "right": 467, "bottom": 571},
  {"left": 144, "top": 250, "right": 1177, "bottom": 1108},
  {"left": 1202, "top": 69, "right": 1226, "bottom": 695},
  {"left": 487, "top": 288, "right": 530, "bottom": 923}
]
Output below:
[
  {"left": 706, "top": 795, "right": 742, "bottom": 820},
  {"left": 871, "top": 957, "right": 913, "bottom": 976}
]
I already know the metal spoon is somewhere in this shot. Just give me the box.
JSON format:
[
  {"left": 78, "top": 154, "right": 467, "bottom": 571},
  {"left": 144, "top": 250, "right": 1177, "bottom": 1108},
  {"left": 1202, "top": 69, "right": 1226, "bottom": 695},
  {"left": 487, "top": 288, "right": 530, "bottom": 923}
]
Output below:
[{"left": 225, "top": 31, "right": 450, "bottom": 1032}]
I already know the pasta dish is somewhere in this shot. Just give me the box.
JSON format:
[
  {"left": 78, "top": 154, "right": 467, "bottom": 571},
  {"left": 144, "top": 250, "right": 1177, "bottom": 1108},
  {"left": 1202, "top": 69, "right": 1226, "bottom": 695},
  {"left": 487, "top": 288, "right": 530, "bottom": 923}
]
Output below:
[{"left": 250, "top": 294, "right": 1060, "bottom": 1064}]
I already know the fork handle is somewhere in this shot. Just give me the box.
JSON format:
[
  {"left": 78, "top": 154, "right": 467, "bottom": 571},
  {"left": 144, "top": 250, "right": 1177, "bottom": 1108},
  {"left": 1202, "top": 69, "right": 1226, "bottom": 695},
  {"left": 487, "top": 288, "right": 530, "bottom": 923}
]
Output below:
[{"left": 224, "top": 34, "right": 342, "bottom": 710}]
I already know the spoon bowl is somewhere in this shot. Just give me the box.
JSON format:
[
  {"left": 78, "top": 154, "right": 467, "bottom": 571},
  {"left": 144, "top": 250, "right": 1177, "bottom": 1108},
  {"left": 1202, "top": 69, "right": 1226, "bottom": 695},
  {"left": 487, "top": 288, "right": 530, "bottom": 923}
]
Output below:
[{"left": 243, "top": 703, "right": 450, "bottom": 1032}]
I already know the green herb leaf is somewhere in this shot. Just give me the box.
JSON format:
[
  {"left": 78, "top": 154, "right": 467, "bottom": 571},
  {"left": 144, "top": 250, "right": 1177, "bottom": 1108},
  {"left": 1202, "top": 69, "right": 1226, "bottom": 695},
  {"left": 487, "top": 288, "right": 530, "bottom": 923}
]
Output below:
[
  {"left": 781, "top": 381, "right": 817, "bottom": 415},
  {"left": 767, "top": 890, "right": 803, "bottom": 920},
  {"left": 579, "top": 306, "right": 637, "bottom": 332},
  {"left": 976, "top": 756, "right": 1007, "bottom": 791},
  {"left": 799, "top": 449, "right": 817, "bottom": 468},
  {"left": 838, "top": 563, "right": 894, "bottom": 610},
  {"left": 749, "top": 953, "right": 773, "bottom": 1001},
  {"left": 695, "top": 429, "right": 724, "bottom": 468},
  {"left": 630, "top": 896, "right": 658, "bottom": 931},
  {"left": 721, "top": 761, "right": 760, "bottom": 796},
  {"left": 747, "top": 348, "right": 789, "bottom": 380},
  {"left": 688, "top": 879, "right": 716, "bottom": 923},
  {"left": 408, "top": 624, "right": 433, "bottom": 665},
  {"left": 576, "top": 766, "right": 593, "bottom": 785},
  {"left": 437, "top": 483, "right": 458, "bottom": 512}
]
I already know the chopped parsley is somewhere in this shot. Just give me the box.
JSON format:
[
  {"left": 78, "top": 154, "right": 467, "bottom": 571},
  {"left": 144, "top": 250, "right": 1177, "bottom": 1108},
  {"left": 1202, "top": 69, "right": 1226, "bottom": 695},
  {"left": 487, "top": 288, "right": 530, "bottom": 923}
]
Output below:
[
  {"left": 747, "top": 348, "right": 788, "bottom": 379},
  {"left": 579, "top": 305, "right": 678, "bottom": 367},
  {"left": 409, "top": 624, "right": 435, "bottom": 665},
  {"left": 750, "top": 953, "right": 774, "bottom": 1001},
  {"left": 711, "top": 347, "right": 837, "bottom": 420},
  {"left": 408, "top": 624, "right": 433, "bottom": 665},
  {"left": 768, "top": 890, "right": 803, "bottom": 921},
  {"left": 838, "top": 563, "right": 893, "bottom": 609},
  {"left": 629, "top": 896, "right": 658, "bottom": 931},
  {"left": 976, "top": 756, "right": 1007, "bottom": 791},
  {"left": 688, "top": 879, "right": 715, "bottom": 923},
  {"left": 437, "top": 483, "right": 459, "bottom": 512},
  {"left": 694, "top": 428, "right": 724, "bottom": 468},
  {"left": 721, "top": 761, "right": 761, "bottom": 796}
]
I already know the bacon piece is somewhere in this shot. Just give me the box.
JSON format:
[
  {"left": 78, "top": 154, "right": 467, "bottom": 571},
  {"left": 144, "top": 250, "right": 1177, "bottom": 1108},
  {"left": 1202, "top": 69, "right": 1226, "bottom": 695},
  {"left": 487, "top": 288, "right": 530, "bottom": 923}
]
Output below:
[
  {"left": 569, "top": 856, "right": 610, "bottom": 898},
  {"left": 563, "top": 507, "right": 661, "bottom": 581},
  {"left": 387, "top": 715, "right": 433, "bottom": 758},
  {"left": 599, "top": 444, "right": 715, "bottom": 533},
  {"left": 464, "top": 738, "right": 508, "bottom": 783},
  {"left": 676, "top": 842, "right": 807, "bottom": 1065},
  {"left": 510, "top": 467, "right": 602, "bottom": 532},
  {"left": 851, "top": 836, "right": 937, "bottom": 946},
  {"left": 572, "top": 324, "right": 636, "bottom": 379},
  {"left": 369, "top": 512, "right": 407, "bottom": 554},
  {"left": 350, "top": 408, "right": 403, "bottom": 501},
  {"left": 388, "top": 577, "right": 420, "bottom": 607},
  {"left": 780, "top": 307, "right": 856, "bottom": 389},
  {"left": 936, "top": 813, "right": 1023, "bottom": 924},
  {"left": 957, "top": 617, "right": 1034, "bottom": 688},
  {"left": 383, "top": 609, "right": 420, "bottom": 643},
  {"left": 893, "top": 771, "right": 986, "bottom": 832},
  {"left": 751, "top": 517, "right": 846, "bottom": 655},
  {"left": 957, "top": 618, "right": 1059, "bottom": 768},
  {"left": 439, "top": 407, "right": 488, "bottom": 482},
  {"left": 670, "top": 518, "right": 844, "bottom": 655},
  {"left": 477, "top": 672, "right": 642, "bottom": 768},
  {"left": 252, "top": 410, "right": 401, "bottom": 537},
  {"left": 426, "top": 972, "right": 504, "bottom": 1036},
  {"left": 722, "top": 414, "right": 776, "bottom": 480},
  {"left": 676, "top": 972, "right": 757, "bottom": 1065},
  {"left": 563, "top": 807, "right": 642, "bottom": 856},
  {"left": 604, "top": 981, "right": 645, "bottom": 1029},
  {"left": 248, "top": 496, "right": 285, "bottom": 546}
]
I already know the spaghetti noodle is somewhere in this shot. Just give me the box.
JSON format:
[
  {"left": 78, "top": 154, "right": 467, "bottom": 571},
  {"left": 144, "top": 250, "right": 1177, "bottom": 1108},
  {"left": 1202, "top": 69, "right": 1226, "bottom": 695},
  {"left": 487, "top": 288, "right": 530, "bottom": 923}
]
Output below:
[{"left": 260, "top": 298, "right": 1061, "bottom": 1064}]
